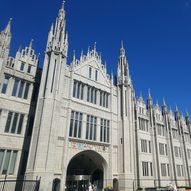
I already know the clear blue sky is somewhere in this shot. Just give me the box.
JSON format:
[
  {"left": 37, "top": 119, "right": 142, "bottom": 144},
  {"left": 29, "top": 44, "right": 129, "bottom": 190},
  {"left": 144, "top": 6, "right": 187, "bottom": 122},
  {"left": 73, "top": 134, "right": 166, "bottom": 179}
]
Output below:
[{"left": 0, "top": 0, "right": 191, "bottom": 115}]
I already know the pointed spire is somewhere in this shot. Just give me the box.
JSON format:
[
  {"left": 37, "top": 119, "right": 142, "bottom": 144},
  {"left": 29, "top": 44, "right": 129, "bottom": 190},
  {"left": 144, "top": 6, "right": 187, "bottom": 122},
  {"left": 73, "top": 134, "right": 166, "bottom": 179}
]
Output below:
[
  {"left": 162, "top": 97, "right": 166, "bottom": 106},
  {"left": 111, "top": 71, "right": 114, "bottom": 85},
  {"left": 62, "top": 0, "right": 65, "bottom": 9},
  {"left": 186, "top": 110, "right": 190, "bottom": 118},
  {"left": 148, "top": 88, "right": 152, "bottom": 100},
  {"left": 185, "top": 110, "right": 190, "bottom": 124},
  {"left": 99, "top": 52, "right": 102, "bottom": 62},
  {"left": 58, "top": 0, "right": 65, "bottom": 18},
  {"left": 18, "top": 45, "right": 22, "bottom": 53},
  {"left": 175, "top": 105, "right": 179, "bottom": 112},
  {"left": 147, "top": 88, "right": 153, "bottom": 109},
  {"left": 80, "top": 50, "right": 83, "bottom": 61},
  {"left": 162, "top": 97, "right": 167, "bottom": 115},
  {"left": 120, "top": 40, "right": 125, "bottom": 57},
  {"left": 94, "top": 42, "right": 97, "bottom": 55},
  {"left": 50, "top": 23, "right": 54, "bottom": 34},
  {"left": 156, "top": 100, "right": 159, "bottom": 107},
  {"left": 29, "top": 39, "right": 33, "bottom": 49},
  {"left": 71, "top": 50, "right": 76, "bottom": 67},
  {"left": 121, "top": 40, "right": 124, "bottom": 49},
  {"left": 5, "top": 18, "right": 12, "bottom": 34},
  {"left": 175, "top": 105, "right": 180, "bottom": 120},
  {"left": 72, "top": 50, "right": 76, "bottom": 61}
]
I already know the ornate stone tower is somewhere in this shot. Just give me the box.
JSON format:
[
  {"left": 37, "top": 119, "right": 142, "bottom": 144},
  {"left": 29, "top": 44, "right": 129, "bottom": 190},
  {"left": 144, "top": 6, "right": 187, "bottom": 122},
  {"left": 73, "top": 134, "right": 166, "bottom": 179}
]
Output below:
[
  {"left": 26, "top": 2, "right": 68, "bottom": 190},
  {"left": 117, "top": 42, "right": 136, "bottom": 188},
  {"left": 0, "top": 19, "right": 12, "bottom": 69}
]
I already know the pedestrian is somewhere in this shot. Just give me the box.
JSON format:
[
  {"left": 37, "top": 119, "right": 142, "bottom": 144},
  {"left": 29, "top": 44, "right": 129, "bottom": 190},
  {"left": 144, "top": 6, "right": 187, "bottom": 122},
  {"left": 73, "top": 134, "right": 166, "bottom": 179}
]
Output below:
[{"left": 89, "top": 183, "right": 93, "bottom": 191}]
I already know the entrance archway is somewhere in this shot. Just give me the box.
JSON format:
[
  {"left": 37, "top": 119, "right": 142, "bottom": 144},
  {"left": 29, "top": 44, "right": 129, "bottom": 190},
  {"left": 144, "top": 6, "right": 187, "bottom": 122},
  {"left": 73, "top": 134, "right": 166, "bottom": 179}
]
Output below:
[{"left": 66, "top": 150, "right": 107, "bottom": 191}]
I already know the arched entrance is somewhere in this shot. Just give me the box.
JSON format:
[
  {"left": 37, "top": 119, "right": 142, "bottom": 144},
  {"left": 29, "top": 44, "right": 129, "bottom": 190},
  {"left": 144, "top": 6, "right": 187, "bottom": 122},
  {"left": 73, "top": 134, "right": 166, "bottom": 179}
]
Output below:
[{"left": 66, "top": 150, "right": 107, "bottom": 191}]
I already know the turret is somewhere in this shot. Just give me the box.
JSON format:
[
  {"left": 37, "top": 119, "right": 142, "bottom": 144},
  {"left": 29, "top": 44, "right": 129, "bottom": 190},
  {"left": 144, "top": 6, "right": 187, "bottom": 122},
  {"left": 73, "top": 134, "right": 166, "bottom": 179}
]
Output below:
[
  {"left": 147, "top": 89, "right": 153, "bottom": 109},
  {"left": 117, "top": 41, "right": 129, "bottom": 86},
  {"left": 162, "top": 97, "right": 167, "bottom": 115},
  {"left": 175, "top": 105, "right": 180, "bottom": 121},
  {"left": 0, "top": 18, "right": 12, "bottom": 60},
  {"left": 46, "top": 1, "right": 68, "bottom": 57}
]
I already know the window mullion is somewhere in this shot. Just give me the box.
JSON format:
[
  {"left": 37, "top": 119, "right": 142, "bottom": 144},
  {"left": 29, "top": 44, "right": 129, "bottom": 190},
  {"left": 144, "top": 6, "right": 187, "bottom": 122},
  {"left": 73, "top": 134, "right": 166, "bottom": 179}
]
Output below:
[
  {"left": 9, "top": 112, "right": 15, "bottom": 133},
  {"left": 15, "top": 113, "right": 20, "bottom": 134}
]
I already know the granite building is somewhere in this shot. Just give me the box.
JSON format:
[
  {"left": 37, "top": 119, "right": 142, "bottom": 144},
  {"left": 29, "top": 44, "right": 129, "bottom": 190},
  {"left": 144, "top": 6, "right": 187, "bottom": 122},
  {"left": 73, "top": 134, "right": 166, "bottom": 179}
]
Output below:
[
  {"left": 0, "top": 19, "right": 39, "bottom": 180},
  {"left": 1, "top": 2, "right": 191, "bottom": 191}
]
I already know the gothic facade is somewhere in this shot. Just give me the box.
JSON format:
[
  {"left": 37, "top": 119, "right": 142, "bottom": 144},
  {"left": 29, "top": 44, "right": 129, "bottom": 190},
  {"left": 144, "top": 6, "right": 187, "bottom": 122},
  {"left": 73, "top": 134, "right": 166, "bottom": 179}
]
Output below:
[
  {"left": 0, "top": 20, "right": 39, "bottom": 179},
  {"left": 0, "top": 2, "right": 191, "bottom": 191}
]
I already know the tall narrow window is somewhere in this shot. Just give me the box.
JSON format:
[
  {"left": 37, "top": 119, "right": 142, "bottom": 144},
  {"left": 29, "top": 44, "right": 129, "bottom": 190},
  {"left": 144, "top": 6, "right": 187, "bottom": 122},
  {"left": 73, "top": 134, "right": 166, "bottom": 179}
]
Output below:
[
  {"left": 142, "top": 162, "right": 149, "bottom": 176},
  {"left": 27, "top": 65, "right": 31, "bottom": 73},
  {"left": 86, "top": 115, "right": 97, "bottom": 141},
  {"left": 12, "top": 79, "right": 19, "bottom": 96},
  {"left": 103, "top": 93, "right": 106, "bottom": 107},
  {"left": 77, "top": 83, "right": 80, "bottom": 98},
  {"left": 100, "top": 92, "right": 102, "bottom": 106},
  {"left": 73, "top": 81, "right": 77, "bottom": 98},
  {"left": 167, "top": 164, "right": 170, "bottom": 176},
  {"left": 69, "top": 111, "right": 74, "bottom": 137},
  {"left": 107, "top": 121, "right": 110, "bottom": 143},
  {"left": 159, "top": 143, "right": 165, "bottom": 155},
  {"left": 9, "top": 151, "right": 17, "bottom": 175},
  {"left": 95, "top": 70, "right": 98, "bottom": 81},
  {"left": 1, "top": 76, "right": 10, "bottom": 94},
  {"left": 18, "top": 81, "right": 25, "bottom": 98},
  {"left": 91, "top": 88, "right": 94, "bottom": 103},
  {"left": 89, "top": 67, "right": 92, "bottom": 79},
  {"left": 94, "top": 90, "right": 97, "bottom": 104},
  {"left": 24, "top": 83, "right": 30, "bottom": 99},
  {"left": 161, "top": 163, "right": 167, "bottom": 176},
  {"left": 81, "top": 85, "right": 84, "bottom": 100},
  {"left": 0, "top": 150, "right": 17, "bottom": 175},
  {"left": 106, "top": 94, "right": 109, "bottom": 108},
  {"left": 141, "top": 140, "right": 147, "bottom": 153},
  {"left": 0, "top": 150, "right": 4, "bottom": 169},
  {"left": 5, "top": 112, "right": 13, "bottom": 133},
  {"left": 20, "top": 62, "right": 25, "bottom": 71},
  {"left": 17, "top": 114, "right": 24, "bottom": 134},
  {"left": 74, "top": 112, "right": 79, "bottom": 137},
  {"left": 87, "top": 86, "right": 90, "bottom": 102},
  {"left": 78, "top": 113, "right": 83, "bottom": 138},
  {"left": 150, "top": 162, "right": 153, "bottom": 176},
  {"left": 148, "top": 141, "right": 151, "bottom": 153},
  {"left": 2, "top": 150, "right": 11, "bottom": 174},
  {"left": 100, "top": 118, "right": 110, "bottom": 143},
  {"left": 11, "top": 113, "right": 19, "bottom": 133}
]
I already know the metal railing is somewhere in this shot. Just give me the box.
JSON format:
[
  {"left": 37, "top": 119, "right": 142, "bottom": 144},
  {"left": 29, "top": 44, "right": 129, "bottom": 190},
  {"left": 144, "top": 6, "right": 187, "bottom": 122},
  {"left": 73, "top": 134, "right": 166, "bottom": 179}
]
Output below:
[{"left": 0, "top": 175, "right": 41, "bottom": 191}]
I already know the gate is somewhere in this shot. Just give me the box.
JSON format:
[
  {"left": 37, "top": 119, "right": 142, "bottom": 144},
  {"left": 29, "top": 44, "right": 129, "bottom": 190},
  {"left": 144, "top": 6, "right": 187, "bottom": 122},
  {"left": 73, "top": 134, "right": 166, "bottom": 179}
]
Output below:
[{"left": 0, "top": 176, "right": 41, "bottom": 191}]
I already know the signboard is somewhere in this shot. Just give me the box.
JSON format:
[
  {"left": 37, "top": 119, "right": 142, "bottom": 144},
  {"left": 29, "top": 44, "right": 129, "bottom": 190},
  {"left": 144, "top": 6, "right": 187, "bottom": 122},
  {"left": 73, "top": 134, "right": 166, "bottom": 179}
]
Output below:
[{"left": 69, "top": 141, "right": 108, "bottom": 153}]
